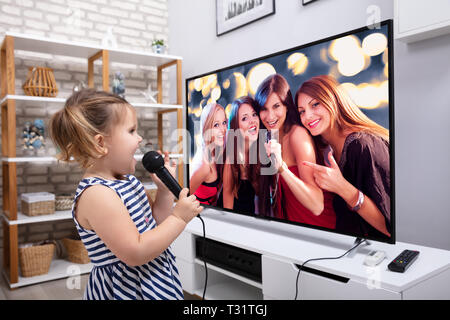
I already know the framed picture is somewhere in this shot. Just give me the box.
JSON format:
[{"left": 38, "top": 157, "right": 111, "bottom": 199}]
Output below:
[
  {"left": 216, "top": 0, "right": 275, "bottom": 36},
  {"left": 302, "top": 0, "right": 318, "bottom": 5}
]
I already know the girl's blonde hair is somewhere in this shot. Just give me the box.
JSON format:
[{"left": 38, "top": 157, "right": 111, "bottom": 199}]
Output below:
[
  {"left": 295, "top": 75, "right": 389, "bottom": 142},
  {"left": 49, "top": 89, "right": 131, "bottom": 168}
]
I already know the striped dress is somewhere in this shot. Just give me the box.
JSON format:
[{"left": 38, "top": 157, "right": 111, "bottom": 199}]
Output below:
[{"left": 72, "top": 175, "right": 184, "bottom": 300}]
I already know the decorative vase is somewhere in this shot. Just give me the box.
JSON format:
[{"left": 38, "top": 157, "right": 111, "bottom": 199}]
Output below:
[
  {"left": 152, "top": 44, "right": 165, "bottom": 54},
  {"left": 22, "top": 67, "right": 58, "bottom": 97}
]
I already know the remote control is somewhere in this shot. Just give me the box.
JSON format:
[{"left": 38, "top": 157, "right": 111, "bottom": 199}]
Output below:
[{"left": 388, "top": 250, "right": 420, "bottom": 273}]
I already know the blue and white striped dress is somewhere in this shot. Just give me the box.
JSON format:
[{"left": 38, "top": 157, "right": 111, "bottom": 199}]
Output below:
[{"left": 72, "top": 175, "right": 184, "bottom": 300}]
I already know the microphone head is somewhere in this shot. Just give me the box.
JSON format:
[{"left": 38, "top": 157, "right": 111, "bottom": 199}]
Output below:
[{"left": 142, "top": 151, "right": 164, "bottom": 173}]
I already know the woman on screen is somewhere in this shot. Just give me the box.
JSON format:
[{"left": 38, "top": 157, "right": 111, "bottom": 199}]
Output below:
[
  {"left": 295, "top": 75, "right": 391, "bottom": 238},
  {"left": 222, "top": 96, "right": 272, "bottom": 216},
  {"left": 190, "top": 103, "right": 227, "bottom": 206},
  {"left": 254, "top": 74, "right": 336, "bottom": 229}
]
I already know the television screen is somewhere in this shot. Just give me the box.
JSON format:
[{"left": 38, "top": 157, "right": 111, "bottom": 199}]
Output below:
[{"left": 186, "top": 20, "right": 394, "bottom": 244}]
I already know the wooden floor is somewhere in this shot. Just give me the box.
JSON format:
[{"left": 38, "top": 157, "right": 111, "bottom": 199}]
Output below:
[{"left": 0, "top": 250, "right": 199, "bottom": 300}]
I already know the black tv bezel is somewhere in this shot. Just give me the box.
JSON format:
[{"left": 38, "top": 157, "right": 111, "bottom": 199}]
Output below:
[{"left": 185, "top": 19, "right": 395, "bottom": 245}]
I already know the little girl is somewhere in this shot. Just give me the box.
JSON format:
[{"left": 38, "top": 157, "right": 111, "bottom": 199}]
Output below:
[{"left": 49, "top": 89, "right": 203, "bottom": 300}]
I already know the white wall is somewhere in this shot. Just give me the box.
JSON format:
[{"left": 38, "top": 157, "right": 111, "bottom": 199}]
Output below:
[{"left": 168, "top": 0, "right": 450, "bottom": 250}]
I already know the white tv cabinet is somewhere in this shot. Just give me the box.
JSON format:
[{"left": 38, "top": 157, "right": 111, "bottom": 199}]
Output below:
[{"left": 172, "top": 209, "right": 450, "bottom": 300}]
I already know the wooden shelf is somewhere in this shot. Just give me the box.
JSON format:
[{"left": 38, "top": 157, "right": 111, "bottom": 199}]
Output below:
[
  {"left": 2, "top": 259, "right": 93, "bottom": 289},
  {"left": 1, "top": 32, "right": 184, "bottom": 289},
  {"left": 5, "top": 31, "right": 182, "bottom": 67},
  {"left": 1, "top": 210, "right": 72, "bottom": 226},
  {"left": 0, "top": 94, "right": 183, "bottom": 110}
]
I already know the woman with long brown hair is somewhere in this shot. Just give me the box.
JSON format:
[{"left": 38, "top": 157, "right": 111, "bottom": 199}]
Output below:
[
  {"left": 222, "top": 96, "right": 272, "bottom": 216},
  {"left": 296, "top": 75, "right": 391, "bottom": 239},
  {"left": 254, "top": 74, "right": 336, "bottom": 229}
]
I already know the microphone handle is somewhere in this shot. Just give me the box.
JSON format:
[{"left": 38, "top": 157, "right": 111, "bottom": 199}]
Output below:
[{"left": 155, "top": 167, "right": 183, "bottom": 199}]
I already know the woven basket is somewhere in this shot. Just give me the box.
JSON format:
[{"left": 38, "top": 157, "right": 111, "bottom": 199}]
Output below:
[
  {"left": 19, "top": 242, "right": 55, "bottom": 277},
  {"left": 62, "top": 238, "right": 90, "bottom": 264},
  {"left": 21, "top": 200, "right": 55, "bottom": 216},
  {"left": 22, "top": 66, "right": 58, "bottom": 97},
  {"left": 55, "top": 195, "right": 73, "bottom": 211}
]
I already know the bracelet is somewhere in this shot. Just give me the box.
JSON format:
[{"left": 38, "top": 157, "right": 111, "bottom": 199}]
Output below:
[{"left": 351, "top": 190, "right": 364, "bottom": 211}]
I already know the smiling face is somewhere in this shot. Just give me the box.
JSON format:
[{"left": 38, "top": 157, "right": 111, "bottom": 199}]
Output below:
[
  {"left": 297, "top": 93, "right": 332, "bottom": 136},
  {"left": 238, "top": 103, "right": 259, "bottom": 142},
  {"left": 211, "top": 108, "right": 227, "bottom": 147},
  {"left": 259, "top": 93, "right": 287, "bottom": 132}
]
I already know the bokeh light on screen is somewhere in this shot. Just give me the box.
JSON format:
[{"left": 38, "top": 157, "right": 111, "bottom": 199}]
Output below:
[
  {"left": 187, "top": 24, "right": 390, "bottom": 141},
  {"left": 247, "top": 62, "right": 276, "bottom": 96},
  {"left": 362, "top": 33, "right": 387, "bottom": 56},
  {"left": 287, "top": 52, "right": 308, "bottom": 75}
]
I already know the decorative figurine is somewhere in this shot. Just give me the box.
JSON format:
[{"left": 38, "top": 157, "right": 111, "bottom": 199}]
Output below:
[
  {"left": 22, "top": 119, "right": 45, "bottom": 151},
  {"left": 140, "top": 83, "right": 158, "bottom": 103},
  {"left": 73, "top": 80, "right": 86, "bottom": 92},
  {"left": 112, "top": 71, "right": 125, "bottom": 98}
]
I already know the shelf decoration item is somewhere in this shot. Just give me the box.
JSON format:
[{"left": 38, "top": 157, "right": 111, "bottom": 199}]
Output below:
[
  {"left": 55, "top": 194, "right": 74, "bottom": 211},
  {"left": 62, "top": 237, "right": 90, "bottom": 264},
  {"left": 72, "top": 80, "right": 86, "bottom": 92},
  {"left": 152, "top": 39, "right": 166, "bottom": 54},
  {"left": 112, "top": 71, "right": 125, "bottom": 98},
  {"left": 140, "top": 83, "right": 158, "bottom": 103},
  {"left": 22, "top": 66, "right": 58, "bottom": 97},
  {"left": 19, "top": 241, "right": 55, "bottom": 277},
  {"left": 22, "top": 119, "right": 45, "bottom": 152},
  {"left": 21, "top": 192, "right": 55, "bottom": 216}
]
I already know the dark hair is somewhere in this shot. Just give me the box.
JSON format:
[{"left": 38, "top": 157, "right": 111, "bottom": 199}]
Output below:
[
  {"left": 225, "top": 96, "right": 273, "bottom": 217},
  {"left": 254, "top": 73, "right": 301, "bottom": 134}
]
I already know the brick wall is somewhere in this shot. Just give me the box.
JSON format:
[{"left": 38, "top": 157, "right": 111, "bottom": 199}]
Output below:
[{"left": 0, "top": 0, "right": 175, "bottom": 248}]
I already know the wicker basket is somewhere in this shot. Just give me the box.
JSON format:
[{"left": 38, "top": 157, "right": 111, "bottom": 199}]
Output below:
[
  {"left": 21, "top": 192, "right": 55, "bottom": 216},
  {"left": 62, "top": 238, "right": 90, "bottom": 264},
  {"left": 22, "top": 66, "right": 58, "bottom": 97},
  {"left": 55, "top": 195, "right": 73, "bottom": 211},
  {"left": 19, "top": 242, "right": 55, "bottom": 277}
]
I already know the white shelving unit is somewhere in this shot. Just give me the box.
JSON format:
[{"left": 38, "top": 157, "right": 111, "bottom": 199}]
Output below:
[
  {"left": 394, "top": 0, "right": 450, "bottom": 43},
  {"left": 1, "top": 32, "right": 184, "bottom": 289}
]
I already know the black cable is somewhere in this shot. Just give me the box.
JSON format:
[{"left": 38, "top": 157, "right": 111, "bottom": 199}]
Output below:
[
  {"left": 197, "top": 215, "right": 208, "bottom": 300},
  {"left": 294, "top": 238, "right": 368, "bottom": 300}
]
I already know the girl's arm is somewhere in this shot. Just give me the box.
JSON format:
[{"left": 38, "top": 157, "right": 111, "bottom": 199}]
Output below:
[
  {"left": 222, "top": 163, "right": 234, "bottom": 210},
  {"left": 77, "top": 185, "right": 202, "bottom": 267},
  {"left": 270, "top": 126, "right": 324, "bottom": 215}
]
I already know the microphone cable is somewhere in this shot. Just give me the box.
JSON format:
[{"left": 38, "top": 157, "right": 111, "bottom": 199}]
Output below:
[
  {"left": 293, "top": 238, "right": 368, "bottom": 300},
  {"left": 197, "top": 215, "right": 208, "bottom": 300}
]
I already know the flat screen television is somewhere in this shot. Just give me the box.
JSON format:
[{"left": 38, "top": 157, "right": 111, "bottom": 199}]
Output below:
[{"left": 186, "top": 20, "right": 395, "bottom": 244}]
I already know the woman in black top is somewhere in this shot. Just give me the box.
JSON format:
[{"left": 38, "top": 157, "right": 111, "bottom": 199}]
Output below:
[{"left": 295, "top": 75, "right": 391, "bottom": 239}]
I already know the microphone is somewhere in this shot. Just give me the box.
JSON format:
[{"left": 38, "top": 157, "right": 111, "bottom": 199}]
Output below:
[{"left": 142, "top": 151, "right": 183, "bottom": 199}]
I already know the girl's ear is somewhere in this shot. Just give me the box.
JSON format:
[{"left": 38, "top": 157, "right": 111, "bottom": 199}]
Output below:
[{"left": 94, "top": 134, "right": 108, "bottom": 157}]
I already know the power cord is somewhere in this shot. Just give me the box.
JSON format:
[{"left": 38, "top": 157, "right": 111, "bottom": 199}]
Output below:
[
  {"left": 294, "top": 238, "right": 368, "bottom": 300},
  {"left": 197, "top": 215, "right": 208, "bottom": 300}
]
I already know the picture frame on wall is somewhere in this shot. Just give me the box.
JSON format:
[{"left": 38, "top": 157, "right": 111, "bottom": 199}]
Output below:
[{"left": 216, "top": 0, "right": 275, "bottom": 36}]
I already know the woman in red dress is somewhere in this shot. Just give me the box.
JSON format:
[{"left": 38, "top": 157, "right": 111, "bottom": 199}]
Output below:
[
  {"left": 190, "top": 103, "right": 227, "bottom": 206},
  {"left": 254, "top": 74, "right": 336, "bottom": 229}
]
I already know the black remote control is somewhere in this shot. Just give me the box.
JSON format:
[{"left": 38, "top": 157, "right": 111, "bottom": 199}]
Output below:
[{"left": 388, "top": 250, "right": 420, "bottom": 273}]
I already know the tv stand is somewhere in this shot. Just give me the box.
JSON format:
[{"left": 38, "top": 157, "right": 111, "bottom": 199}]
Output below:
[{"left": 172, "top": 208, "right": 450, "bottom": 300}]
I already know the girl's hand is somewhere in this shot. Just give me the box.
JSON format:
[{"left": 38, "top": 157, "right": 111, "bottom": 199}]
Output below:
[
  {"left": 172, "top": 188, "right": 203, "bottom": 224},
  {"left": 150, "top": 150, "right": 177, "bottom": 190},
  {"left": 302, "top": 150, "right": 347, "bottom": 195},
  {"left": 264, "top": 139, "right": 283, "bottom": 171}
]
